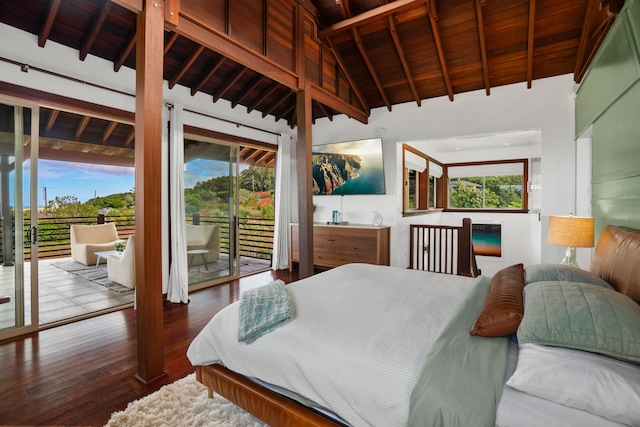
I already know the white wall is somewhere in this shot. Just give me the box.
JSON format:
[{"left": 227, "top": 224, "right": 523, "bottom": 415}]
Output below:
[{"left": 309, "top": 75, "right": 578, "bottom": 274}]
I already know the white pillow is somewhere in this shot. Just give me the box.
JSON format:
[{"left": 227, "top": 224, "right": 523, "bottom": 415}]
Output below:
[{"left": 506, "top": 343, "right": 640, "bottom": 426}]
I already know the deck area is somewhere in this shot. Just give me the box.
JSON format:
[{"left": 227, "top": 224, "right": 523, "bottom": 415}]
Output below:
[{"left": 0, "top": 255, "right": 271, "bottom": 329}]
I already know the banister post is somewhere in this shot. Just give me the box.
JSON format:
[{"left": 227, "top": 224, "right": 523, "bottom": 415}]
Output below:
[{"left": 457, "top": 218, "right": 472, "bottom": 276}]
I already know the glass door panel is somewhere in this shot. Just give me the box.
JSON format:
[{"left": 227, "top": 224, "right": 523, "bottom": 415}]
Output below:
[
  {"left": 184, "top": 139, "right": 238, "bottom": 286},
  {"left": 0, "top": 101, "right": 38, "bottom": 338}
]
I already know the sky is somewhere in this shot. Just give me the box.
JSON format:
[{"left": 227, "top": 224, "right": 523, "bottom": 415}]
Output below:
[
  {"left": 24, "top": 159, "right": 135, "bottom": 207},
  {"left": 14, "top": 158, "right": 246, "bottom": 208},
  {"left": 11, "top": 159, "right": 246, "bottom": 208}
]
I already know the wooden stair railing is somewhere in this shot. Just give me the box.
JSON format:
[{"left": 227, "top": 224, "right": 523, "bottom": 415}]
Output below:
[{"left": 410, "top": 218, "right": 480, "bottom": 277}]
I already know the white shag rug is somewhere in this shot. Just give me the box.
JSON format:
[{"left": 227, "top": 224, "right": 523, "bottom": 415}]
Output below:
[{"left": 105, "top": 373, "right": 268, "bottom": 427}]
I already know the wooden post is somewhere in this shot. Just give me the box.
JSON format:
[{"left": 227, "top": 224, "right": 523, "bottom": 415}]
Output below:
[
  {"left": 296, "top": 86, "right": 314, "bottom": 279},
  {"left": 134, "top": 0, "right": 166, "bottom": 384}
]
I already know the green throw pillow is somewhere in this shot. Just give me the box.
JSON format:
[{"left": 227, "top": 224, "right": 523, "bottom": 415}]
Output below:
[
  {"left": 524, "top": 264, "right": 612, "bottom": 289},
  {"left": 518, "top": 281, "right": 640, "bottom": 364}
]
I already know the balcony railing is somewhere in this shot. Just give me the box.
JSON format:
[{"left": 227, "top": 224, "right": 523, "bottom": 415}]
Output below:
[{"left": 0, "top": 214, "right": 274, "bottom": 263}]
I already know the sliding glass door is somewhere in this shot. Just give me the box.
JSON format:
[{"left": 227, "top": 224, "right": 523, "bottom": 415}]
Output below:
[
  {"left": 0, "top": 99, "right": 39, "bottom": 339},
  {"left": 183, "top": 135, "right": 276, "bottom": 288},
  {"left": 184, "top": 138, "right": 239, "bottom": 286}
]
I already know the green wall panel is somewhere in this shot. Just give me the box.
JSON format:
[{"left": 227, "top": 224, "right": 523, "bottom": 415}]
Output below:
[
  {"left": 575, "top": 15, "right": 640, "bottom": 137},
  {"left": 578, "top": 1, "right": 640, "bottom": 240},
  {"left": 628, "top": 0, "right": 640, "bottom": 52}
]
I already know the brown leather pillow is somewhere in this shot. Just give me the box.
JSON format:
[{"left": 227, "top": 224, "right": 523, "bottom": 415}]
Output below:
[{"left": 471, "top": 263, "right": 525, "bottom": 337}]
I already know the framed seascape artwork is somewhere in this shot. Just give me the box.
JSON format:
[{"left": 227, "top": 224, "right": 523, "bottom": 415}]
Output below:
[
  {"left": 311, "top": 138, "right": 386, "bottom": 195},
  {"left": 472, "top": 223, "right": 503, "bottom": 258}
]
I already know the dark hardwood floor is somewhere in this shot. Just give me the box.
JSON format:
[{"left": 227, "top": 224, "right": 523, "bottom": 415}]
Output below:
[{"left": 0, "top": 269, "right": 298, "bottom": 426}]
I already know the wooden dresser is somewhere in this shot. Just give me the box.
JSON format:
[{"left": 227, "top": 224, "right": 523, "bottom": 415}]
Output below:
[{"left": 289, "top": 223, "right": 390, "bottom": 271}]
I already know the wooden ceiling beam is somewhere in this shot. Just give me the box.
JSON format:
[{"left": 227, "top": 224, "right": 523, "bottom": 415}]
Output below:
[
  {"left": 276, "top": 103, "right": 295, "bottom": 122},
  {"left": 319, "top": 0, "right": 424, "bottom": 38},
  {"left": 309, "top": 84, "right": 368, "bottom": 124},
  {"left": 169, "top": 44, "right": 205, "bottom": 89},
  {"left": 575, "top": 16, "right": 615, "bottom": 82},
  {"left": 103, "top": 121, "right": 118, "bottom": 142},
  {"left": 325, "top": 39, "right": 369, "bottom": 112},
  {"left": 232, "top": 76, "right": 264, "bottom": 108},
  {"left": 46, "top": 109, "right": 59, "bottom": 131},
  {"left": 526, "top": 0, "right": 536, "bottom": 89},
  {"left": 475, "top": 0, "right": 490, "bottom": 95},
  {"left": 79, "top": 1, "right": 112, "bottom": 61},
  {"left": 255, "top": 151, "right": 273, "bottom": 165},
  {"left": 316, "top": 100, "right": 333, "bottom": 121},
  {"left": 164, "top": 32, "right": 179, "bottom": 55},
  {"left": 115, "top": 31, "right": 136, "bottom": 72},
  {"left": 247, "top": 82, "right": 280, "bottom": 113},
  {"left": 353, "top": 29, "right": 391, "bottom": 110},
  {"left": 212, "top": 67, "right": 247, "bottom": 103},
  {"left": 262, "top": 91, "right": 293, "bottom": 118},
  {"left": 191, "top": 56, "right": 226, "bottom": 96},
  {"left": 75, "top": 116, "right": 91, "bottom": 139},
  {"left": 109, "top": 0, "right": 142, "bottom": 14},
  {"left": 38, "top": 0, "right": 61, "bottom": 47},
  {"left": 573, "top": 0, "right": 619, "bottom": 82},
  {"left": 173, "top": 15, "right": 298, "bottom": 89},
  {"left": 383, "top": 0, "right": 421, "bottom": 106},
  {"left": 39, "top": 146, "right": 134, "bottom": 167},
  {"left": 126, "top": 128, "right": 135, "bottom": 145},
  {"left": 427, "top": 1, "right": 453, "bottom": 101}
]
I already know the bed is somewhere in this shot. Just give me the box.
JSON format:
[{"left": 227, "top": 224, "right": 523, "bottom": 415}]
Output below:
[{"left": 187, "top": 225, "right": 640, "bottom": 427}]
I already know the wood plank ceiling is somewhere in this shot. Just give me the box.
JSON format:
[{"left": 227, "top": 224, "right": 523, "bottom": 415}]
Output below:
[{"left": 0, "top": 0, "right": 621, "bottom": 166}]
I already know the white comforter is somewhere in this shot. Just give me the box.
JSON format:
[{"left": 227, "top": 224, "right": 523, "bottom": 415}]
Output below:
[{"left": 187, "top": 263, "right": 476, "bottom": 427}]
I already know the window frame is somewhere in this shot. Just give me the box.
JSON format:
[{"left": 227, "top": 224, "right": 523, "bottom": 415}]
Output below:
[
  {"left": 402, "top": 144, "right": 444, "bottom": 216},
  {"left": 444, "top": 158, "right": 529, "bottom": 213}
]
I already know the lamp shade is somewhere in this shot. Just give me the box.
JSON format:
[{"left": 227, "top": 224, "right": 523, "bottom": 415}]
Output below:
[{"left": 547, "top": 215, "right": 594, "bottom": 248}]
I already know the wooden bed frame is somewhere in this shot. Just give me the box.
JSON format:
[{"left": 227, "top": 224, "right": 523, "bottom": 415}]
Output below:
[{"left": 195, "top": 224, "right": 640, "bottom": 427}]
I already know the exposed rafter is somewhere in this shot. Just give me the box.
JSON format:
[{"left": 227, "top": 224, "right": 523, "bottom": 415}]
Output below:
[
  {"left": 426, "top": 1, "right": 453, "bottom": 101},
  {"left": 232, "top": 76, "right": 264, "bottom": 108},
  {"left": 46, "top": 109, "right": 59, "bottom": 131},
  {"left": 475, "top": 0, "right": 490, "bottom": 95},
  {"left": 169, "top": 44, "right": 205, "bottom": 89},
  {"left": 212, "top": 67, "right": 247, "bottom": 103},
  {"left": 115, "top": 31, "right": 136, "bottom": 72},
  {"left": 38, "top": 0, "right": 61, "bottom": 47},
  {"left": 247, "top": 82, "right": 280, "bottom": 113},
  {"left": 191, "top": 57, "right": 226, "bottom": 96},
  {"left": 75, "top": 116, "right": 91, "bottom": 139},
  {"left": 527, "top": 0, "right": 536, "bottom": 89},
  {"left": 319, "top": 0, "right": 424, "bottom": 38},
  {"left": 353, "top": 29, "right": 391, "bottom": 110},
  {"left": 262, "top": 91, "right": 293, "bottom": 118},
  {"left": 79, "top": 1, "right": 112, "bottom": 61},
  {"left": 103, "top": 121, "right": 118, "bottom": 142},
  {"left": 384, "top": 5, "right": 421, "bottom": 106}
]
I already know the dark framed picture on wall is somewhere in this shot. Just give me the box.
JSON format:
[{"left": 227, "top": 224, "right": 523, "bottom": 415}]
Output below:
[{"left": 472, "top": 223, "right": 503, "bottom": 258}]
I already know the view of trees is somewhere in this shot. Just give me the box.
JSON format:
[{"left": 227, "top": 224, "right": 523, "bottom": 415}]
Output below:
[
  {"left": 43, "top": 191, "right": 135, "bottom": 218},
  {"left": 185, "top": 165, "right": 274, "bottom": 218},
  {"left": 449, "top": 176, "right": 523, "bottom": 209},
  {"left": 41, "top": 166, "right": 275, "bottom": 219}
]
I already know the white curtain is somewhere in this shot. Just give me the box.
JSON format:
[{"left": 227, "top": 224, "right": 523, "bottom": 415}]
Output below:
[
  {"left": 167, "top": 104, "right": 189, "bottom": 303},
  {"left": 271, "top": 133, "right": 291, "bottom": 270}
]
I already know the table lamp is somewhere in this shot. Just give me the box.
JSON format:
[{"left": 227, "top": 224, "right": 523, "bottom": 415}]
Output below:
[{"left": 547, "top": 215, "right": 594, "bottom": 268}]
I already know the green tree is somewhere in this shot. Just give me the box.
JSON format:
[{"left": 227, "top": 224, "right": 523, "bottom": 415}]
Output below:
[
  {"left": 48, "top": 195, "right": 97, "bottom": 217},
  {"left": 185, "top": 193, "right": 204, "bottom": 214},
  {"left": 239, "top": 166, "right": 274, "bottom": 192},
  {"left": 449, "top": 180, "right": 484, "bottom": 208}
]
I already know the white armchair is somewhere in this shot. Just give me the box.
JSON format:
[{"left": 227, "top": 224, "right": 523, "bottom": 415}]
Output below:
[
  {"left": 107, "top": 235, "right": 135, "bottom": 289},
  {"left": 70, "top": 223, "right": 124, "bottom": 266}
]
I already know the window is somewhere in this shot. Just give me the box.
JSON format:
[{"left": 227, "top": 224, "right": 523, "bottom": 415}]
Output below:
[
  {"left": 446, "top": 159, "right": 528, "bottom": 212},
  {"left": 403, "top": 145, "right": 443, "bottom": 215}
]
